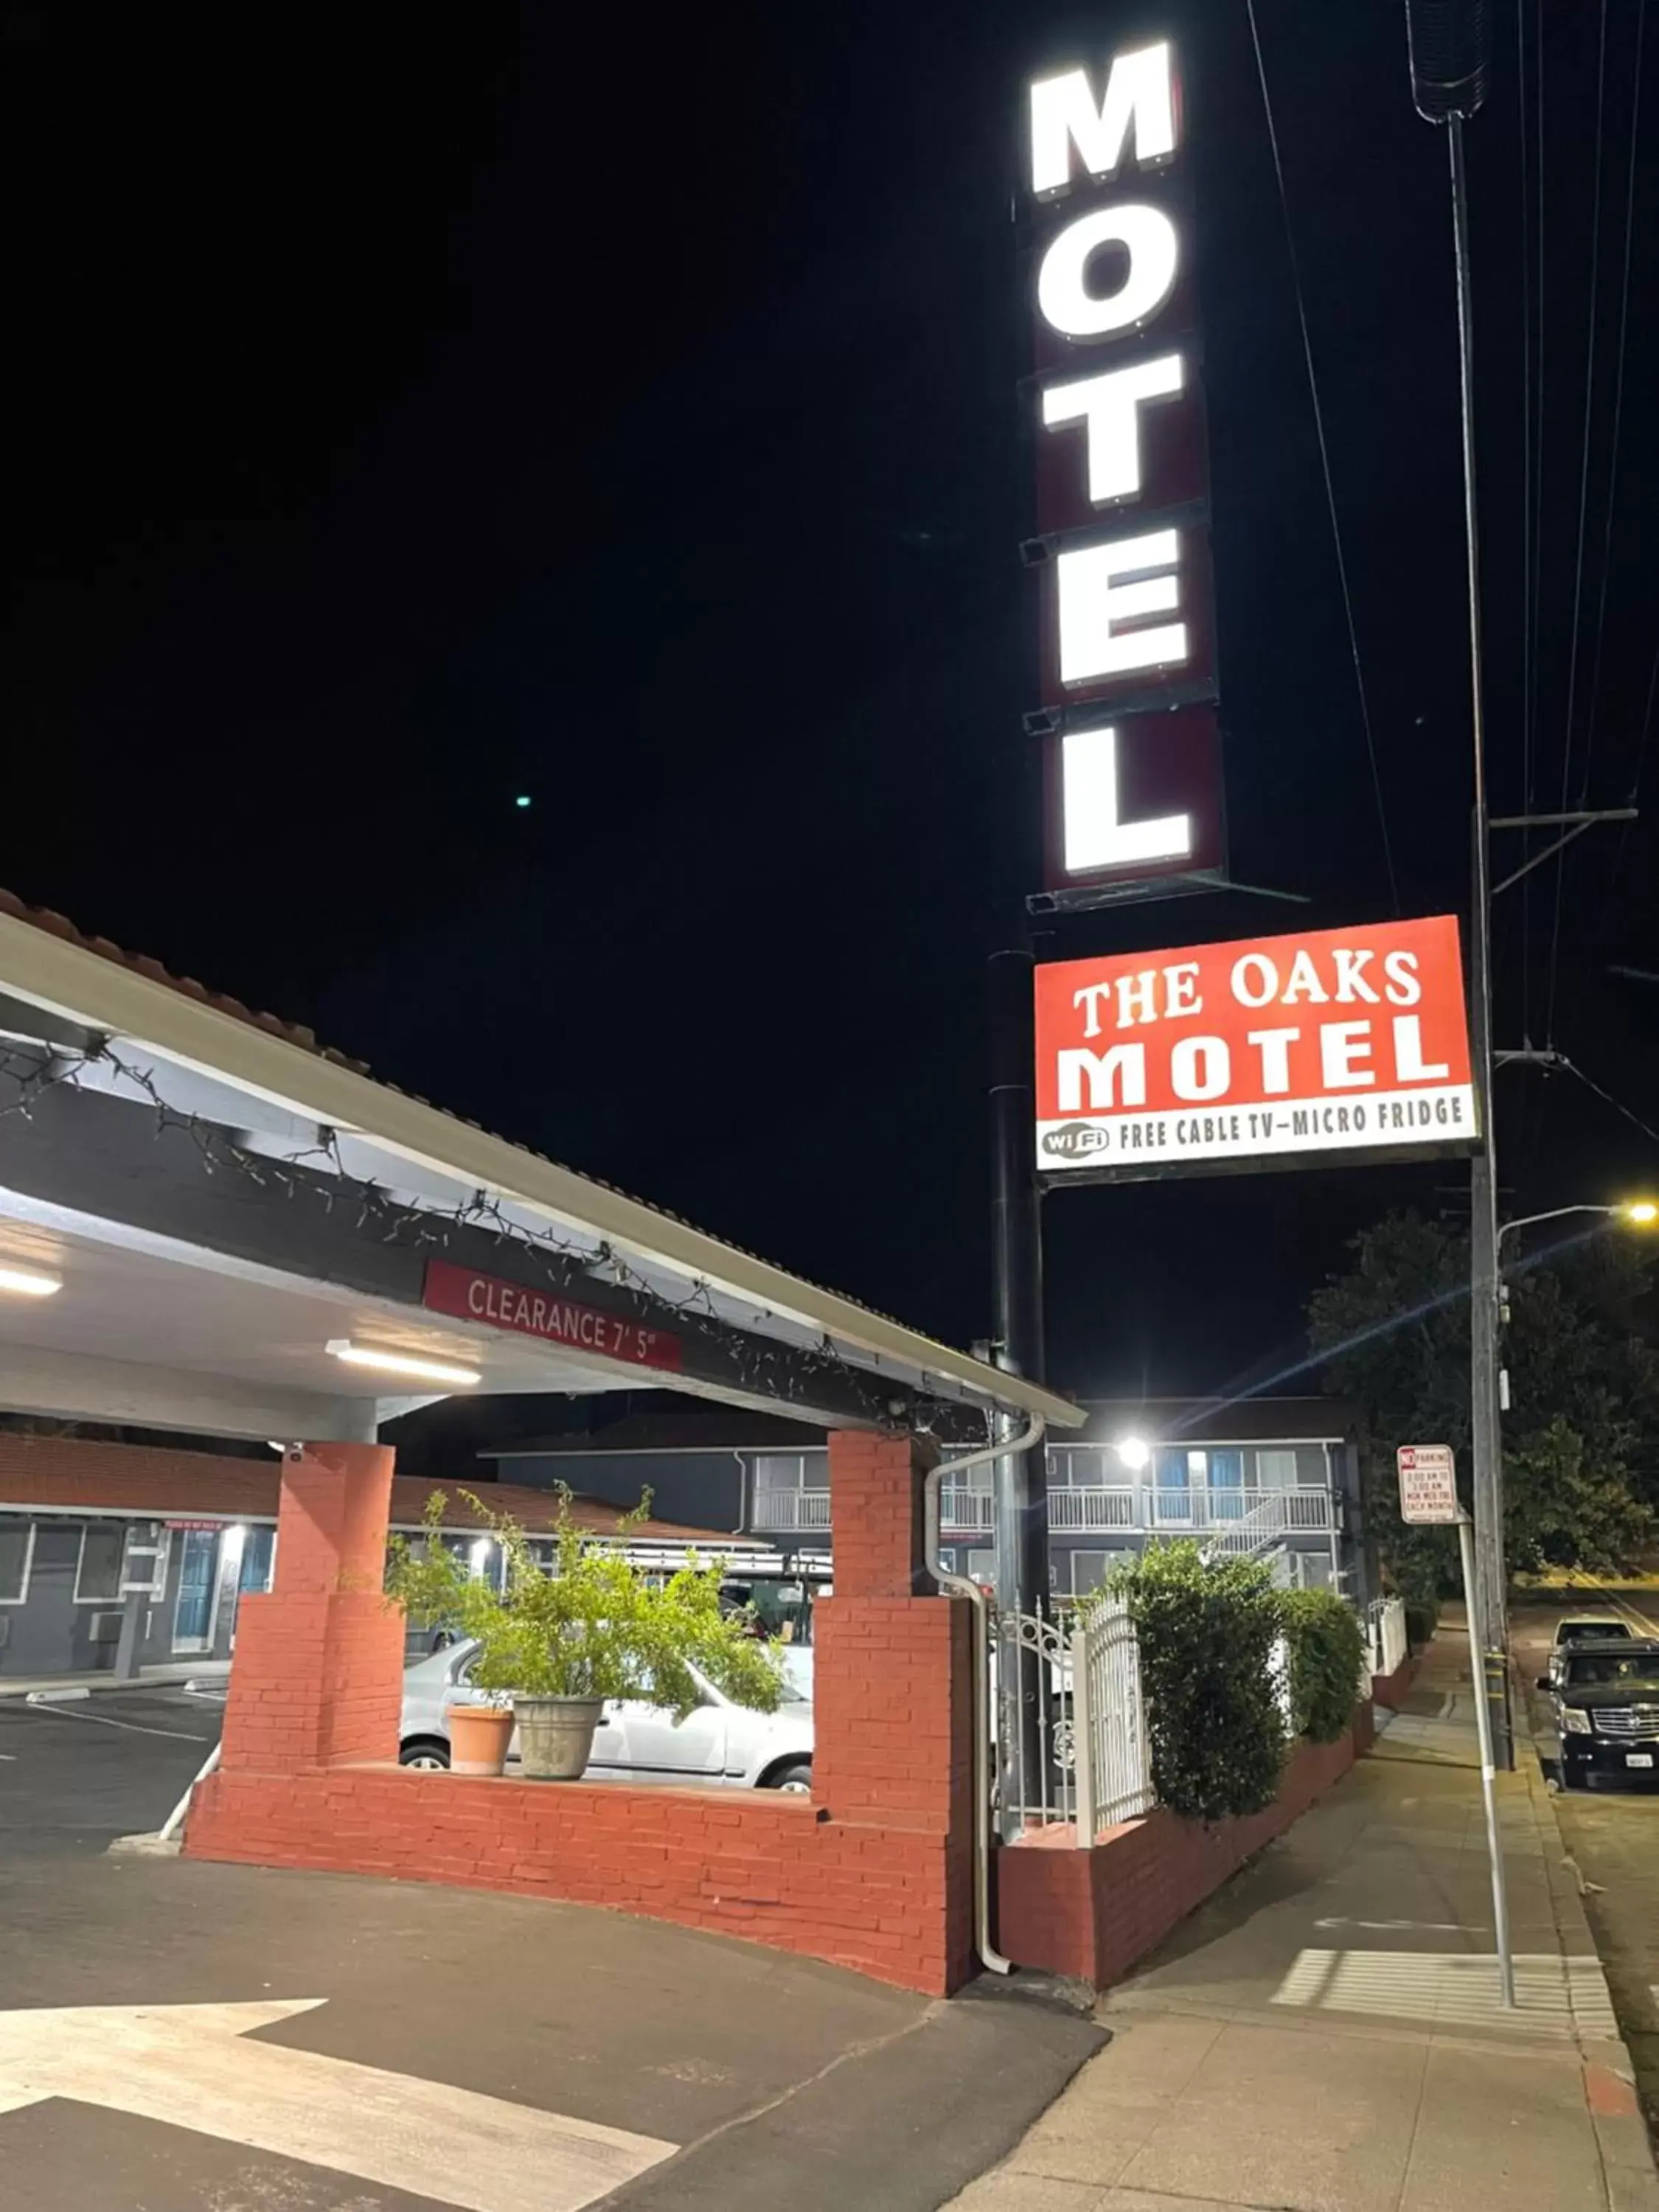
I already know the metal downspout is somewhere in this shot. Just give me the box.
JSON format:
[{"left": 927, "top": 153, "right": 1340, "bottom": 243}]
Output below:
[{"left": 922, "top": 1413, "right": 1046, "bottom": 1977}]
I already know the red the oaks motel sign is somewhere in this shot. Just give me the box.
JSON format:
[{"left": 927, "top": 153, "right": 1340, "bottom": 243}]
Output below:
[{"left": 1034, "top": 916, "right": 1475, "bottom": 1181}]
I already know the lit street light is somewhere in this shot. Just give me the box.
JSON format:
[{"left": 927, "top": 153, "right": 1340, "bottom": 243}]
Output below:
[
  {"left": 1496, "top": 1202, "right": 1657, "bottom": 1413},
  {"left": 1496, "top": 1200, "right": 1658, "bottom": 1257}
]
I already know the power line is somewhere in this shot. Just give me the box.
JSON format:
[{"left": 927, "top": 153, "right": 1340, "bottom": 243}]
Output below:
[
  {"left": 1244, "top": 0, "right": 1400, "bottom": 914},
  {"left": 1544, "top": 0, "right": 1609, "bottom": 1046},
  {"left": 1561, "top": 1056, "right": 1659, "bottom": 1154},
  {"left": 1517, "top": 0, "right": 1537, "bottom": 1041},
  {"left": 1578, "top": 0, "right": 1645, "bottom": 810}
]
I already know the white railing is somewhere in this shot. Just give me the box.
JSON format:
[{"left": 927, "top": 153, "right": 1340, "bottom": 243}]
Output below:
[
  {"left": 1050, "top": 1486, "right": 1138, "bottom": 1531},
  {"left": 939, "top": 1486, "right": 995, "bottom": 1534},
  {"left": 993, "top": 1597, "right": 1155, "bottom": 1844},
  {"left": 750, "top": 1490, "right": 832, "bottom": 1533},
  {"left": 1204, "top": 1490, "right": 1304, "bottom": 1562},
  {"left": 1048, "top": 1486, "right": 1333, "bottom": 1537},
  {"left": 1072, "top": 1596, "right": 1156, "bottom": 1837},
  {"left": 1368, "top": 1595, "right": 1408, "bottom": 1680}
]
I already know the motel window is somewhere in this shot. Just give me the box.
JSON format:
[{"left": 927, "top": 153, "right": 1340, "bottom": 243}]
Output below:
[
  {"left": 73, "top": 1523, "right": 126, "bottom": 1604},
  {"left": 754, "top": 1453, "right": 826, "bottom": 1494},
  {"left": 0, "top": 1522, "right": 33, "bottom": 1604},
  {"left": 966, "top": 1548, "right": 996, "bottom": 1586},
  {"left": 1256, "top": 1450, "right": 1298, "bottom": 1492},
  {"left": 1068, "top": 1550, "right": 1111, "bottom": 1597}
]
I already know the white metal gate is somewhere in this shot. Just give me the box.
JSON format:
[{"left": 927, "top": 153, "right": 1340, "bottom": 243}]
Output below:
[
  {"left": 1070, "top": 1596, "right": 1156, "bottom": 1835},
  {"left": 992, "top": 1597, "right": 1155, "bottom": 1846}
]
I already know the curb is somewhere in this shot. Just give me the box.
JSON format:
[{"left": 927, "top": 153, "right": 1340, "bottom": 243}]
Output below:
[{"left": 1516, "top": 1669, "right": 1659, "bottom": 2205}]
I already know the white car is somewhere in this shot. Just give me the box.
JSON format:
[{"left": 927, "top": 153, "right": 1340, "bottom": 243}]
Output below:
[{"left": 399, "top": 1640, "right": 815, "bottom": 1792}]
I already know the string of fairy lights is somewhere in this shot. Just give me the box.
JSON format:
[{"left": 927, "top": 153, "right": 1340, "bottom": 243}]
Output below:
[{"left": 0, "top": 1037, "right": 988, "bottom": 1441}]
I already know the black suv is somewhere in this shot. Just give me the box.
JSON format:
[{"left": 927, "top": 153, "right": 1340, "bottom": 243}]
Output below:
[{"left": 1539, "top": 1639, "right": 1659, "bottom": 1790}]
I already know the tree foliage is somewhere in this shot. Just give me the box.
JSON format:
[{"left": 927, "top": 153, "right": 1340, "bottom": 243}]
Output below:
[
  {"left": 1279, "top": 1587, "right": 1366, "bottom": 1743},
  {"left": 386, "top": 1488, "right": 786, "bottom": 1719},
  {"left": 1096, "top": 1540, "right": 1287, "bottom": 1823},
  {"left": 1308, "top": 1210, "right": 1658, "bottom": 1593}
]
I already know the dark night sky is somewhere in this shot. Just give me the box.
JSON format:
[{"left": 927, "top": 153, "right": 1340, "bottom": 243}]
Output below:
[{"left": 2, "top": 1, "right": 1655, "bottom": 1412}]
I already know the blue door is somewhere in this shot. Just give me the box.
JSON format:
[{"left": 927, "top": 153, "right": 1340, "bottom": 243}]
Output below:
[{"left": 172, "top": 1528, "right": 220, "bottom": 1652}]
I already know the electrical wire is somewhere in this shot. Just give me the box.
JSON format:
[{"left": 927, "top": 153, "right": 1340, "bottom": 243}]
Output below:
[
  {"left": 1543, "top": 0, "right": 1609, "bottom": 1046},
  {"left": 1244, "top": 0, "right": 1400, "bottom": 914},
  {"left": 1599, "top": 636, "right": 1659, "bottom": 942},
  {"left": 1578, "top": 0, "right": 1645, "bottom": 810},
  {"left": 1517, "top": 0, "right": 1537, "bottom": 1049},
  {"left": 1560, "top": 1056, "right": 1659, "bottom": 1153}
]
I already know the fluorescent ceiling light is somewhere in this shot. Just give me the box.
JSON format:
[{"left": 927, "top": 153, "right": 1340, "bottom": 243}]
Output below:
[
  {"left": 325, "top": 1338, "right": 481, "bottom": 1388},
  {"left": 0, "top": 1264, "right": 63, "bottom": 1298}
]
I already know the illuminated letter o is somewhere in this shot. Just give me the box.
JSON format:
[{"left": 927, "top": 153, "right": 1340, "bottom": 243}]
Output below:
[
  {"left": 1231, "top": 953, "right": 1279, "bottom": 1008},
  {"left": 1170, "top": 1036, "right": 1229, "bottom": 1102}
]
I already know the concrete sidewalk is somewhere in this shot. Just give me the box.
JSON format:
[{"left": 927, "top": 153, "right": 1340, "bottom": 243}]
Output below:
[{"left": 949, "top": 1618, "right": 1659, "bottom": 2212}]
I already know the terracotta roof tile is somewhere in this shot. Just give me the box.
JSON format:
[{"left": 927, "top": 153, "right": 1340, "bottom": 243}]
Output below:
[{"left": 0, "top": 1433, "right": 730, "bottom": 1544}]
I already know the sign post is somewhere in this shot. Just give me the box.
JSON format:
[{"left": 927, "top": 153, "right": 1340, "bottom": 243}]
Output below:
[{"left": 1396, "top": 1444, "right": 1514, "bottom": 2008}]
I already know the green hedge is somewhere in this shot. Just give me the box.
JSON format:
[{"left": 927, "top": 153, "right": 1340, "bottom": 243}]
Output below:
[
  {"left": 1279, "top": 1588, "right": 1367, "bottom": 1743},
  {"left": 1100, "top": 1541, "right": 1287, "bottom": 1823}
]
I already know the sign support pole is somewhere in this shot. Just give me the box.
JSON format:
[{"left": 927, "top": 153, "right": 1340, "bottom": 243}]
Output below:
[
  {"left": 988, "top": 944, "right": 1048, "bottom": 1839},
  {"left": 1457, "top": 1511, "right": 1516, "bottom": 2008}
]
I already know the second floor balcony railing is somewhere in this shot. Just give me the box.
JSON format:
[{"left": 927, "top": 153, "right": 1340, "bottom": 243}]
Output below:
[
  {"left": 751, "top": 1484, "right": 1332, "bottom": 1540},
  {"left": 749, "top": 1489, "right": 833, "bottom": 1533},
  {"left": 1048, "top": 1486, "right": 1334, "bottom": 1535}
]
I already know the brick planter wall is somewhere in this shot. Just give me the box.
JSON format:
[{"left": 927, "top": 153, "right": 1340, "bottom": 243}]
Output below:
[
  {"left": 1371, "top": 1651, "right": 1421, "bottom": 1710},
  {"left": 186, "top": 1429, "right": 975, "bottom": 1999},
  {"left": 187, "top": 1767, "right": 964, "bottom": 1994},
  {"left": 996, "top": 1711, "right": 1369, "bottom": 1988}
]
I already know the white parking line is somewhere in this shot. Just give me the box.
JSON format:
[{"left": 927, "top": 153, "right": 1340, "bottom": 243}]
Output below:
[{"left": 20, "top": 1704, "right": 208, "bottom": 1744}]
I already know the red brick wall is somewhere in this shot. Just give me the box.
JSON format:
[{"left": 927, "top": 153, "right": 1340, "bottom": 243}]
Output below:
[
  {"left": 187, "top": 1768, "right": 966, "bottom": 1996},
  {"left": 218, "top": 1445, "right": 405, "bottom": 1773},
  {"left": 1371, "top": 1652, "right": 1419, "bottom": 1711},
  {"left": 187, "top": 1426, "right": 977, "bottom": 1998},
  {"left": 996, "top": 1711, "right": 1368, "bottom": 1988}
]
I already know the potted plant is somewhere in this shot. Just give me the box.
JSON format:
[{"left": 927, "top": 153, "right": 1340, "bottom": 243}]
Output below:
[{"left": 388, "top": 1489, "right": 787, "bottom": 1782}]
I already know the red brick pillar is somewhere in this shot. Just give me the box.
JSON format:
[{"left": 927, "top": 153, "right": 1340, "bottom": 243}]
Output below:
[
  {"left": 218, "top": 1441, "right": 405, "bottom": 1773},
  {"left": 813, "top": 1430, "right": 975, "bottom": 1984}
]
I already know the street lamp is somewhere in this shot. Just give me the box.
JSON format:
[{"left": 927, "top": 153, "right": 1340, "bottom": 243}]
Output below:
[
  {"left": 1497, "top": 1200, "right": 1659, "bottom": 1256},
  {"left": 1496, "top": 1203, "right": 1657, "bottom": 1411}
]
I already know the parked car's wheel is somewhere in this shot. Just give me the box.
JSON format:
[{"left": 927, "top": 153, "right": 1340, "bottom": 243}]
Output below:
[
  {"left": 764, "top": 1761, "right": 812, "bottom": 1795},
  {"left": 400, "top": 1737, "right": 451, "bottom": 1771}
]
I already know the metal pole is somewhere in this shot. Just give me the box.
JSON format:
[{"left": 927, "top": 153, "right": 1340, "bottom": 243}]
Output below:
[
  {"left": 1457, "top": 1514, "right": 1515, "bottom": 2007},
  {"left": 1447, "top": 114, "right": 1514, "bottom": 1770},
  {"left": 988, "top": 945, "right": 1048, "bottom": 1838}
]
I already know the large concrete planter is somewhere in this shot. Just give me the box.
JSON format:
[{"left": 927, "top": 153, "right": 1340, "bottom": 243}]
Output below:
[
  {"left": 514, "top": 1694, "right": 603, "bottom": 1781},
  {"left": 446, "top": 1704, "right": 513, "bottom": 1778}
]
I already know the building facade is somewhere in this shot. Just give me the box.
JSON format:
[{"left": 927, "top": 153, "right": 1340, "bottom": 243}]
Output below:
[
  {"left": 487, "top": 1395, "right": 1370, "bottom": 1608},
  {"left": 0, "top": 1431, "right": 742, "bottom": 1679}
]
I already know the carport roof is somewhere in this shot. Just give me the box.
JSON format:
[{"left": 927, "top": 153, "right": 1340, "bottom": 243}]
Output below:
[{"left": 0, "top": 894, "right": 1083, "bottom": 1439}]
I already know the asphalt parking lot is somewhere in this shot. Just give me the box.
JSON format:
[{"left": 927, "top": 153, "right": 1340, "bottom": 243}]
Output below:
[
  {"left": 0, "top": 1686, "right": 223, "bottom": 1857},
  {"left": 1513, "top": 1590, "right": 1659, "bottom": 2146},
  {"left": 0, "top": 1681, "right": 1099, "bottom": 2212}
]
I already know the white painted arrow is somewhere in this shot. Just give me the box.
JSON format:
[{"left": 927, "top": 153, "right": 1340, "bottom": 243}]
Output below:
[{"left": 0, "top": 1999, "right": 676, "bottom": 2212}]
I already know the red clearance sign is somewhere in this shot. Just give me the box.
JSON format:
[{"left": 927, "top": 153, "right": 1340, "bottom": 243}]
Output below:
[
  {"left": 422, "top": 1259, "right": 683, "bottom": 1372},
  {"left": 1034, "top": 914, "right": 1475, "bottom": 1179}
]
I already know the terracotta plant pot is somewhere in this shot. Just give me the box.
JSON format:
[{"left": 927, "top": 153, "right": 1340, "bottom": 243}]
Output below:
[
  {"left": 513, "top": 1694, "right": 604, "bottom": 1781},
  {"left": 446, "top": 1703, "right": 514, "bottom": 1777}
]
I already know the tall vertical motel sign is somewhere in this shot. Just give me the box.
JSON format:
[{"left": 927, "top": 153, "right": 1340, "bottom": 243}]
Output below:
[{"left": 1021, "top": 41, "right": 1222, "bottom": 909}]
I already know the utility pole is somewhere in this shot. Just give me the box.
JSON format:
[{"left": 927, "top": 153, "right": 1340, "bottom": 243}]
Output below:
[
  {"left": 1405, "top": 0, "right": 1513, "bottom": 1767},
  {"left": 987, "top": 942, "right": 1048, "bottom": 1837}
]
